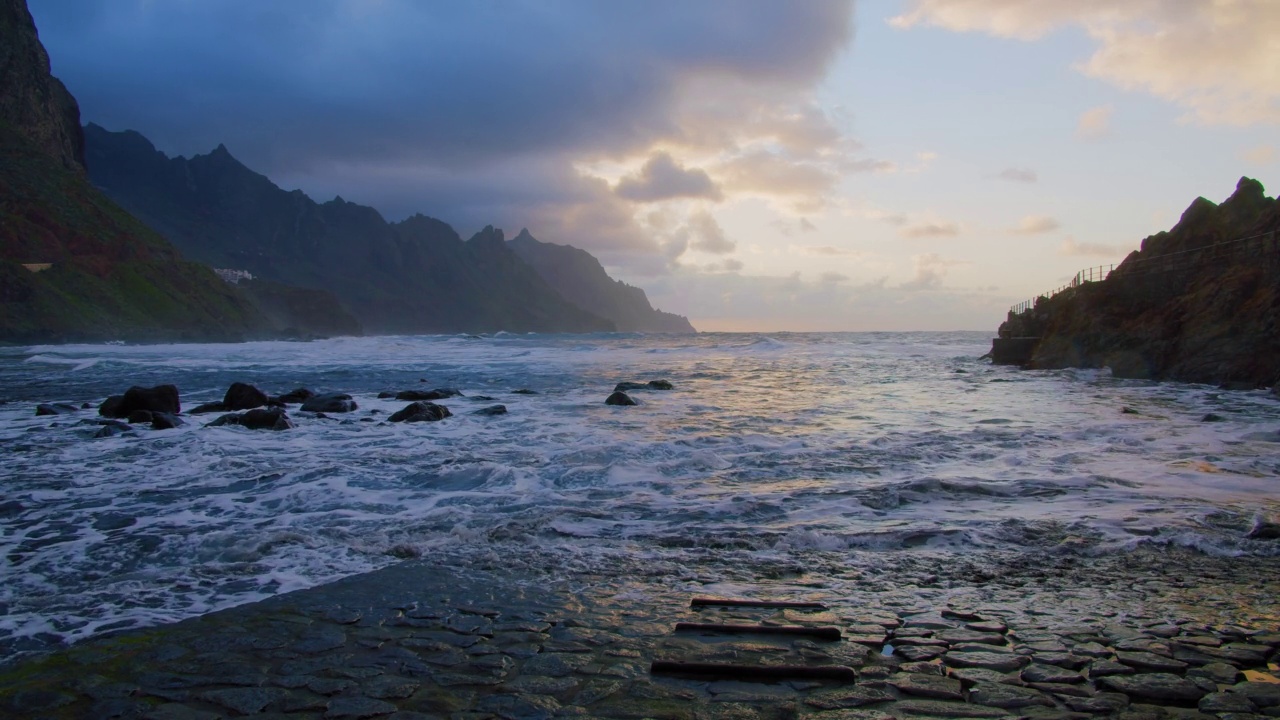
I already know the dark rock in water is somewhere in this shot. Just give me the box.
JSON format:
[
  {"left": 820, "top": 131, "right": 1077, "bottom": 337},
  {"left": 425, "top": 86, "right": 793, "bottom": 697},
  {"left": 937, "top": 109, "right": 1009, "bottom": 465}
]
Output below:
[
  {"left": 396, "top": 388, "right": 461, "bottom": 401},
  {"left": 1246, "top": 517, "right": 1280, "bottom": 540},
  {"left": 1220, "top": 380, "right": 1257, "bottom": 391},
  {"left": 614, "top": 382, "right": 647, "bottom": 392},
  {"left": 511, "top": 388, "right": 538, "bottom": 395},
  {"left": 35, "top": 403, "right": 79, "bottom": 416},
  {"left": 275, "top": 388, "right": 314, "bottom": 404},
  {"left": 377, "top": 391, "right": 395, "bottom": 399},
  {"left": 99, "top": 385, "right": 180, "bottom": 418},
  {"left": 300, "top": 393, "right": 357, "bottom": 413},
  {"left": 188, "top": 401, "right": 228, "bottom": 414},
  {"left": 648, "top": 379, "right": 673, "bottom": 390},
  {"left": 1201, "top": 413, "right": 1225, "bottom": 422},
  {"left": 150, "top": 412, "right": 184, "bottom": 430},
  {"left": 126, "top": 410, "right": 153, "bottom": 424},
  {"left": 207, "top": 408, "right": 293, "bottom": 430},
  {"left": 388, "top": 401, "right": 451, "bottom": 423},
  {"left": 470, "top": 395, "right": 494, "bottom": 401},
  {"left": 1121, "top": 407, "right": 1139, "bottom": 415},
  {"left": 474, "top": 405, "right": 507, "bottom": 416},
  {"left": 0, "top": 500, "right": 26, "bottom": 516},
  {"left": 223, "top": 382, "right": 269, "bottom": 410},
  {"left": 605, "top": 391, "right": 636, "bottom": 406},
  {"left": 94, "top": 422, "right": 132, "bottom": 438}
]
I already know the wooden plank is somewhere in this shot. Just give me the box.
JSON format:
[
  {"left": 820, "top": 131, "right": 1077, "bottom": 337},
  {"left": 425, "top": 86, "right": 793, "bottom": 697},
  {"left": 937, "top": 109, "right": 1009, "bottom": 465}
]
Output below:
[
  {"left": 651, "top": 660, "right": 857, "bottom": 682},
  {"left": 690, "top": 597, "right": 828, "bottom": 609},
  {"left": 674, "top": 622, "right": 842, "bottom": 640}
]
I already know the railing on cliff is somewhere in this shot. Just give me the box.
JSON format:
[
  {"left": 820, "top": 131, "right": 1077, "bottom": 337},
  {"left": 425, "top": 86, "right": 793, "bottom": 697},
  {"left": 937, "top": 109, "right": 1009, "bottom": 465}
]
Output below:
[{"left": 1008, "top": 229, "right": 1280, "bottom": 316}]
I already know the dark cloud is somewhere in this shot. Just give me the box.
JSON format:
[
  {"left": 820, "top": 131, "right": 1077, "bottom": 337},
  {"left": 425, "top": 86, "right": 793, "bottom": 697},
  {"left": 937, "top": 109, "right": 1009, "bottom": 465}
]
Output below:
[
  {"left": 29, "top": 0, "right": 854, "bottom": 267},
  {"left": 615, "top": 153, "right": 722, "bottom": 202}
]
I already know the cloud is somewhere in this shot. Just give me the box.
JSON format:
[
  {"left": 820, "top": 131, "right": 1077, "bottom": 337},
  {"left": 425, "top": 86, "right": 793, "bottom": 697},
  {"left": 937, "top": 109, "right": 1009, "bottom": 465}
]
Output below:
[
  {"left": 28, "top": 0, "right": 856, "bottom": 271},
  {"left": 820, "top": 271, "right": 851, "bottom": 283},
  {"left": 1059, "top": 237, "right": 1127, "bottom": 257},
  {"left": 900, "top": 221, "right": 961, "bottom": 239},
  {"left": 799, "top": 245, "right": 855, "bottom": 256},
  {"left": 1242, "top": 144, "right": 1276, "bottom": 165},
  {"left": 996, "top": 167, "right": 1038, "bottom": 183},
  {"left": 685, "top": 211, "right": 737, "bottom": 255},
  {"left": 614, "top": 152, "right": 722, "bottom": 202},
  {"left": 890, "top": 1, "right": 1280, "bottom": 126},
  {"left": 900, "top": 252, "right": 964, "bottom": 290},
  {"left": 1077, "top": 105, "right": 1112, "bottom": 138},
  {"left": 1010, "top": 215, "right": 1061, "bottom": 234},
  {"left": 704, "top": 258, "right": 745, "bottom": 273}
]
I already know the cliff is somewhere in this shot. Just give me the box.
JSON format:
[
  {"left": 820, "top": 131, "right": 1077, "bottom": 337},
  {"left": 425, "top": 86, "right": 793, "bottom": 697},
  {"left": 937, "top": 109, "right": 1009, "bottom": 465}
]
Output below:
[
  {"left": 0, "top": 0, "right": 82, "bottom": 171},
  {"left": 997, "top": 178, "right": 1280, "bottom": 386},
  {"left": 0, "top": 0, "right": 273, "bottom": 343},
  {"left": 508, "top": 229, "right": 695, "bottom": 333},
  {"left": 84, "top": 125, "right": 616, "bottom": 334}
]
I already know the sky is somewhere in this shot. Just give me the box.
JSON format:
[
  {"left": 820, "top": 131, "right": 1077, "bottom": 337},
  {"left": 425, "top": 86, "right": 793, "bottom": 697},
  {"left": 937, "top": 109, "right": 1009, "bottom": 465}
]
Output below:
[{"left": 28, "top": 0, "right": 1280, "bottom": 332}]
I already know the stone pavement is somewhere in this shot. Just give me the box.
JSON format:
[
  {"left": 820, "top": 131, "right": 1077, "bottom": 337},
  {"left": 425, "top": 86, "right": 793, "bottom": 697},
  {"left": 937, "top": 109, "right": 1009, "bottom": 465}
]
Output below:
[{"left": 2, "top": 549, "right": 1279, "bottom": 719}]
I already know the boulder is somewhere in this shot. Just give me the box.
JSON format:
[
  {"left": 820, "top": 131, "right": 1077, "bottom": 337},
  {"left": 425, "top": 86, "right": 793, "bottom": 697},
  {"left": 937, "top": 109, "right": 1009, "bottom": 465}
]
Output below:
[
  {"left": 473, "top": 405, "right": 507, "bottom": 416},
  {"left": 35, "top": 403, "right": 79, "bottom": 416},
  {"left": 395, "top": 388, "right": 461, "bottom": 401},
  {"left": 388, "top": 402, "right": 451, "bottom": 423},
  {"left": 647, "top": 379, "right": 674, "bottom": 390},
  {"left": 300, "top": 393, "right": 357, "bottom": 413},
  {"left": 126, "top": 410, "right": 154, "bottom": 424},
  {"left": 99, "top": 385, "right": 180, "bottom": 418},
  {"left": 151, "top": 412, "right": 185, "bottom": 430},
  {"left": 207, "top": 408, "right": 294, "bottom": 431},
  {"left": 1246, "top": 517, "right": 1280, "bottom": 540},
  {"left": 605, "top": 391, "right": 636, "bottom": 406},
  {"left": 93, "top": 421, "right": 132, "bottom": 438},
  {"left": 613, "top": 380, "right": 674, "bottom": 393},
  {"left": 511, "top": 388, "right": 538, "bottom": 395},
  {"left": 275, "top": 388, "right": 315, "bottom": 404},
  {"left": 223, "top": 382, "right": 269, "bottom": 410}
]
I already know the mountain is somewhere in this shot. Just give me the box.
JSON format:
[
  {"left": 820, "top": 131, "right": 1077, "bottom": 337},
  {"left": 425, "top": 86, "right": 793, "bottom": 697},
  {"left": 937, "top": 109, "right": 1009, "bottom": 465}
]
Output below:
[
  {"left": 0, "top": 0, "right": 273, "bottom": 343},
  {"left": 996, "top": 177, "right": 1280, "bottom": 386},
  {"left": 84, "top": 125, "right": 615, "bottom": 334},
  {"left": 508, "top": 229, "right": 695, "bottom": 333}
]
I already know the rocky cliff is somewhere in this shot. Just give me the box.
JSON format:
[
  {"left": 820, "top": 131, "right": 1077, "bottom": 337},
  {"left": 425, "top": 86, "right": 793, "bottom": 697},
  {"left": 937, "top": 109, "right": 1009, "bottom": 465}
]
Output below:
[
  {"left": 508, "top": 229, "right": 695, "bottom": 333},
  {"left": 0, "top": 0, "right": 83, "bottom": 171},
  {"left": 0, "top": 0, "right": 277, "bottom": 343},
  {"left": 84, "top": 125, "right": 616, "bottom": 334},
  {"left": 997, "top": 178, "right": 1280, "bottom": 386}
]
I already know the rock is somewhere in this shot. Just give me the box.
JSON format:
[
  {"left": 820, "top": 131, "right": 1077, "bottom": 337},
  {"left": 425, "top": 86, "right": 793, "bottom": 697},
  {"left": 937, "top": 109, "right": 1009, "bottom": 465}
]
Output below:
[
  {"left": 200, "top": 687, "right": 288, "bottom": 715},
  {"left": 94, "top": 422, "right": 132, "bottom": 438},
  {"left": 1091, "top": 659, "right": 1138, "bottom": 677},
  {"left": 1200, "top": 692, "right": 1258, "bottom": 713},
  {"left": 1023, "top": 664, "right": 1086, "bottom": 684},
  {"left": 150, "top": 412, "right": 184, "bottom": 430},
  {"left": 188, "top": 401, "right": 228, "bottom": 414},
  {"left": 605, "top": 391, "right": 636, "bottom": 406},
  {"left": 511, "top": 388, "right": 538, "bottom": 395},
  {"left": 126, "top": 409, "right": 154, "bottom": 424},
  {"left": 388, "top": 401, "right": 451, "bottom": 423},
  {"left": 1099, "top": 673, "right": 1207, "bottom": 703},
  {"left": 1065, "top": 692, "right": 1130, "bottom": 713},
  {"left": 937, "top": 629, "right": 1006, "bottom": 645},
  {"left": 969, "top": 681, "right": 1054, "bottom": 709},
  {"left": 208, "top": 408, "right": 293, "bottom": 431},
  {"left": 222, "top": 382, "right": 269, "bottom": 410},
  {"left": 948, "top": 667, "right": 1022, "bottom": 686},
  {"left": 614, "top": 382, "right": 647, "bottom": 392},
  {"left": 92, "top": 513, "right": 137, "bottom": 531},
  {"left": 1201, "top": 413, "right": 1226, "bottom": 422},
  {"left": 1035, "top": 652, "right": 1091, "bottom": 670},
  {"left": 889, "top": 673, "right": 964, "bottom": 700},
  {"left": 301, "top": 393, "right": 357, "bottom": 413},
  {"left": 35, "top": 402, "right": 79, "bottom": 416},
  {"left": 473, "top": 405, "right": 507, "bottom": 416},
  {"left": 1246, "top": 517, "right": 1280, "bottom": 540},
  {"left": 943, "top": 650, "right": 1030, "bottom": 672},
  {"left": 896, "top": 645, "right": 946, "bottom": 661},
  {"left": 275, "top": 388, "right": 315, "bottom": 404},
  {"left": 804, "top": 686, "right": 896, "bottom": 709},
  {"left": 377, "top": 391, "right": 395, "bottom": 399},
  {"left": 1230, "top": 681, "right": 1280, "bottom": 708},
  {"left": 1188, "top": 662, "right": 1242, "bottom": 685},
  {"left": 647, "top": 379, "right": 674, "bottom": 390},
  {"left": 893, "top": 699, "right": 1009, "bottom": 718},
  {"left": 1117, "top": 651, "right": 1189, "bottom": 672},
  {"left": 99, "top": 385, "right": 180, "bottom": 418},
  {"left": 395, "top": 389, "right": 461, "bottom": 401}
]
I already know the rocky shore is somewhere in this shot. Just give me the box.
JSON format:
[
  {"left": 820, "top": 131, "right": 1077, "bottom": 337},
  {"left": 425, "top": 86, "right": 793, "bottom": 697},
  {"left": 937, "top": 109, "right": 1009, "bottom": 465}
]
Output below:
[{"left": 3, "top": 547, "right": 1278, "bottom": 720}]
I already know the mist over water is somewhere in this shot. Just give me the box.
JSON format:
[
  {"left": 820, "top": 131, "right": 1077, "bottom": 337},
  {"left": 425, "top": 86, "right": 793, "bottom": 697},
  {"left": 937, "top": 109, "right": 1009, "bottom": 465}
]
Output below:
[{"left": 2, "top": 331, "right": 1279, "bottom": 658}]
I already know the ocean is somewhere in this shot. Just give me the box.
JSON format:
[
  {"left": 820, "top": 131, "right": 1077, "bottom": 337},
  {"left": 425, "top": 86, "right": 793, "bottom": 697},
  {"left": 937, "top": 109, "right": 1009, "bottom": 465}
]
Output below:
[{"left": 2, "top": 331, "right": 1278, "bottom": 662}]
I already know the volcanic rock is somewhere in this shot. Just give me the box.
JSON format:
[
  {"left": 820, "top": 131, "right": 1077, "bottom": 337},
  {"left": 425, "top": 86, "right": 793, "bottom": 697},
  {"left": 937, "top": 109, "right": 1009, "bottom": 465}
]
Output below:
[
  {"left": 223, "top": 382, "right": 269, "bottom": 410},
  {"left": 99, "top": 385, "right": 180, "bottom": 418},
  {"left": 275, "top": 388, "right": 314, "bottom": 404},
  {"left": 35, "top": 403, "right": 78, "bottom": 416},
  {"left": 605, "top": 391, "right": 636, "bottom": 406},
  {"left": 300, "top": 393, "right": 357, "bottom": 413},
  {"left": 388, "top": 402, "right": 451, "bottom": 423}
]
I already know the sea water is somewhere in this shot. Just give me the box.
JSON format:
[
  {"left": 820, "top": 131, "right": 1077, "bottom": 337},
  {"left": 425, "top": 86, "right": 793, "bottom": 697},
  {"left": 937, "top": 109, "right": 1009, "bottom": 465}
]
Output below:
[{"left": 1, "top": 331, "right": 1278, "bottom": 659}]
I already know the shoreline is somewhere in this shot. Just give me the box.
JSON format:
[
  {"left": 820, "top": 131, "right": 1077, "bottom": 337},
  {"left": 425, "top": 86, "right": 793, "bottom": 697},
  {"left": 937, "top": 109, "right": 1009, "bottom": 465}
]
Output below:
[{"left": 3, "top": 546, "right": 1278, "bottom": 718}]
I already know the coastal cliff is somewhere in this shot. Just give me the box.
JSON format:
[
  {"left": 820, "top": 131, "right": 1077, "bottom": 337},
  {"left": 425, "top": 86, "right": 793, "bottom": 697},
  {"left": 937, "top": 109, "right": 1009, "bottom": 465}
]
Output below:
[{"left": 997, "top": 178, "right": 1280, "bottom": 386}]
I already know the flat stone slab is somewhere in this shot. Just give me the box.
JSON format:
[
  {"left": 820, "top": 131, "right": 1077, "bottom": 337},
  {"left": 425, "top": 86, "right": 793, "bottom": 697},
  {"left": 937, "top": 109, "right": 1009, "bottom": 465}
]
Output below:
[
  {"left": 1098, "top": 673, "right": 1207, "bottom": 703},
  {"left": 968, "top": 681, "right": 1054, "bottom": 709},
  {"left": 943, "top": 651, "right": 1030, "bottom": 672},
  {"left": 890, "top": 672, "right": 965, "bottom": 700}
]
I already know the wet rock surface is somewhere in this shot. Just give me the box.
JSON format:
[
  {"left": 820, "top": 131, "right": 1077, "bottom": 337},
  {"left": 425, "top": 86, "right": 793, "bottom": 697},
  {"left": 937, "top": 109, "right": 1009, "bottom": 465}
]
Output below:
[{"left": 2, "top": 549, "right": 1279, "bottom": 719}]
